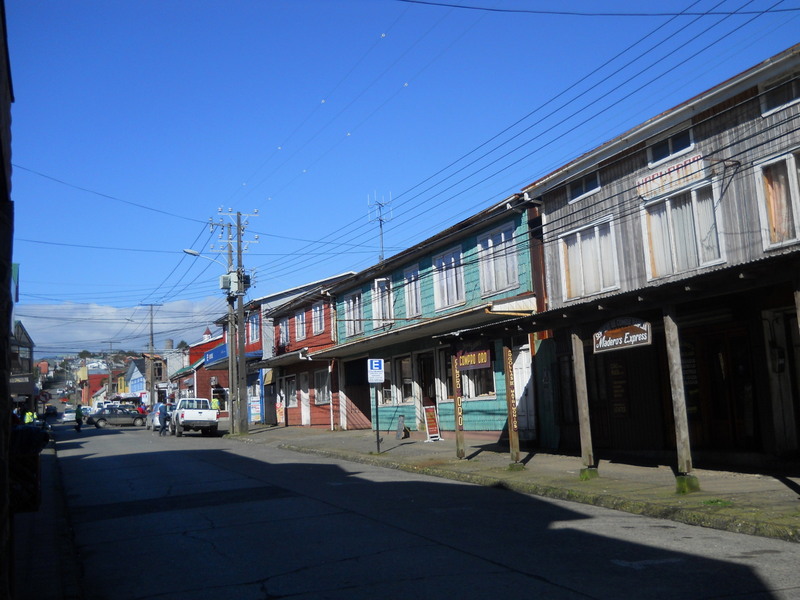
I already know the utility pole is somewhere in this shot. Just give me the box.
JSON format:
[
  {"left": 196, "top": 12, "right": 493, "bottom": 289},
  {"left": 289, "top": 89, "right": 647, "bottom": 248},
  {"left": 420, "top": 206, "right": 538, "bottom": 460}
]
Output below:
[
  {"left": 236, "top": 212, "right": 248, "bottom": 435},
  {"left": 203, "top": 208, "right": 257, "bottom": 435},
  {"left": 226, "top": 223, "right": 237, "bottom": 434},
  {"left": 140, "top": 304, "right": 161, "bottom": 407}
]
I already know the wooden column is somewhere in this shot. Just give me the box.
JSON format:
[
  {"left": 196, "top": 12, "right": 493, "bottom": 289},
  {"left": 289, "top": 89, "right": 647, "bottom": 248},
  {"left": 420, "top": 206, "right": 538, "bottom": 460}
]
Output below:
[
  {"left": 663, "top": 306, "right": 699, "bottom": 492},
  {"left": 571, "top": 331, "right": 596, "bottom": 476},
  {"left": 452, "top": 355, "right": 465, "bottom": 459},
  {"left": 503, "top": 344, "right": 521, "bottom": 464},
  {"left": 794, "top": 278, "right": 800, "bottom": 338}
]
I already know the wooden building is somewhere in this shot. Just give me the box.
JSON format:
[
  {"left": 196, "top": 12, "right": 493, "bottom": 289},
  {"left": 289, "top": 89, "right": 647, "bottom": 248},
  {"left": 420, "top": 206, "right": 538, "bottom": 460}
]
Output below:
[{"left": 522, "top": 43, "right": 800, "bottom": 479}]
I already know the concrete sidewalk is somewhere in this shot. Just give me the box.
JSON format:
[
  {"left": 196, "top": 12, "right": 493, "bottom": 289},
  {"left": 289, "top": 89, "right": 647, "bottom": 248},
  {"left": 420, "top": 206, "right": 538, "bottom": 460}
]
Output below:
[{"left": 228, "top": 424, "right": 800, "bottom": 544}]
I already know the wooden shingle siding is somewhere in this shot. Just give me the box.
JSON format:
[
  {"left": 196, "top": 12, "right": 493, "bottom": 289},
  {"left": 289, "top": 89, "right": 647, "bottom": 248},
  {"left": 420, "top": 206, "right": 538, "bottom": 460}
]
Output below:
[{"left": 543, "top": 71, "right": 800, "bottom": 311}]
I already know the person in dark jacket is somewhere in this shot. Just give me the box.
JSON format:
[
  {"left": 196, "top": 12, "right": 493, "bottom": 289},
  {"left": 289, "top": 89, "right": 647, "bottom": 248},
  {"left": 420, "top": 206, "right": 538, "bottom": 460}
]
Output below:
[
  {"left": 74, "top": 405, "right": 83, "bottom": 432},
  {"left": 158, "top": 402, "right": 169, "bottom": 437}
]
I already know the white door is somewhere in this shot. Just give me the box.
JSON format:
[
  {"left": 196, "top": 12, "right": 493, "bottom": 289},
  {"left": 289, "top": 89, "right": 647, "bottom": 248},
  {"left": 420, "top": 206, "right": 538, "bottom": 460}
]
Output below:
[
  {"left": 513, "top": 344, "right": 536, "bottom": 440},
  {"left": 299, "top": 372, "right": 310, "bottom": 426}
]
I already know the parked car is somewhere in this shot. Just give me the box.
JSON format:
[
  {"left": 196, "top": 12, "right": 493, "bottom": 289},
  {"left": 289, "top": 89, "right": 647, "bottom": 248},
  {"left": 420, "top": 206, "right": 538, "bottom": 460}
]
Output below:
[
  {"left": 145, "top": 404, "right": 174, "bottom": 430},
  {"left": 43, "top": 405, "right": 58, "bottom": 418},
  {"left": 62, "top": 408, "right": 76, "bottom": 423},
  {"left": 87, "top": 407, "right": 145, "bottom": 428}
]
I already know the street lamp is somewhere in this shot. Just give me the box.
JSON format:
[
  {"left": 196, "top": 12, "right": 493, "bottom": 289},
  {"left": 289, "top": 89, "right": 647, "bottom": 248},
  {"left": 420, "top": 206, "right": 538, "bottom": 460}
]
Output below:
[{"left": 183, "top": 247, "right": 241, "bottom": 434}]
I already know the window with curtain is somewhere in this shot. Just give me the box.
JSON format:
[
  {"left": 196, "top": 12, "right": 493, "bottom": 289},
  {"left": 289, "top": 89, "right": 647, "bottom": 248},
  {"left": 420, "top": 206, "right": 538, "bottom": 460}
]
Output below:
[
  {"left": 247, "top": 313, "right": 260, "bottom": 343},
  {"left": 403, "top": 266, "right": 422, "bottom": 317},
  {"left": 478, "top": 223, "right": 518, "bottom": 295},
  {"left": 758, "top": 152, "right": 799, "bottom": 246},
  {"left": 372, "top": 278, "right": 394, "bottom": 328},
  {"left": 278, "top": 317, "right": 289, "bottom": 346},
  {"left": 644, "top": 183, "right": 722, "bottom": 279},
  {"left": 313, "top": 369, "right": 330, "bottom": 405},
  {"left": 433, "top": 247, "right": 465, "bottom": 309},
  {"left": 344, "top": 292, "right": 363, "bottom": 336},
  {"left": 295, "top": 311, "right": 306, "bottom": 340},
  {"left": 561, "top": 220, "right": 618, "bottom": 299},
  {"left": 312, "top": 301, "right": 325, "bottom": 334}
]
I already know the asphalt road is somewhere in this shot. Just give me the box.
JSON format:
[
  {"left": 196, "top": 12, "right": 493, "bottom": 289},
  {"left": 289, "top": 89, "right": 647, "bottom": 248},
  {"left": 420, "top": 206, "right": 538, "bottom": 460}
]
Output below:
[{"left": 56, "top": 422, "right": 800, "bottom": 600}]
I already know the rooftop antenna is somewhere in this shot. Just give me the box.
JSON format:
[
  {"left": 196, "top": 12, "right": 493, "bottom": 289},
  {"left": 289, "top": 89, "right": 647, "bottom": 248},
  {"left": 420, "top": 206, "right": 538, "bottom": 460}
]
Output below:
[{"left": 368, "top": 191, "right": 393, "bottom": 262}]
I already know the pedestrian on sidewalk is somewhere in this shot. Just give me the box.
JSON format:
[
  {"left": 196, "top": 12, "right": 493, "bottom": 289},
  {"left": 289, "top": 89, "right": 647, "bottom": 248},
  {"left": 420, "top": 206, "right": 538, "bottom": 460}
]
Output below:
[
  {"left": 158, "top": 401, "right": 169, "bottom": 437},
  {"left": 74, "top": 405, "right": 83, "bottom": 433}
]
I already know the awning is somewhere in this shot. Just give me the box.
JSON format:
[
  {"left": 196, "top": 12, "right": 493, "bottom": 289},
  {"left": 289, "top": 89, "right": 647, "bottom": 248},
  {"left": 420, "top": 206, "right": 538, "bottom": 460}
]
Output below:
[
  {"left": 205, "top": 350, "right": 263, "bottom": 371},
  {"left": 258, "top": 348, "right": 312, "bottom": 368}
]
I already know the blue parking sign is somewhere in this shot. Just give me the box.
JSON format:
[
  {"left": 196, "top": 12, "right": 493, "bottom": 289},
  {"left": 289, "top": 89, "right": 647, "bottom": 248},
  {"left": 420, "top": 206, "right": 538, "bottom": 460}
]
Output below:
[{"left": 367, "top": 358, "right": 384, "bottom": 383}]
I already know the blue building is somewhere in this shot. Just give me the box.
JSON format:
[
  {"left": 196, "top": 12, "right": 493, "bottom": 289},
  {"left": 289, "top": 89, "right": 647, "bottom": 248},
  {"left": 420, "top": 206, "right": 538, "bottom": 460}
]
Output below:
[{"left": 313, "top": 194, "right": 543, "bottom": 440}]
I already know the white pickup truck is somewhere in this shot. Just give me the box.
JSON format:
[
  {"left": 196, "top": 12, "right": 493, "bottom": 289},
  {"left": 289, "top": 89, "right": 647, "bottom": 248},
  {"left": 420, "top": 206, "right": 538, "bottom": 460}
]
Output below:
[{"left": 171, "top": 397, "right": 219, "bottom": 437}]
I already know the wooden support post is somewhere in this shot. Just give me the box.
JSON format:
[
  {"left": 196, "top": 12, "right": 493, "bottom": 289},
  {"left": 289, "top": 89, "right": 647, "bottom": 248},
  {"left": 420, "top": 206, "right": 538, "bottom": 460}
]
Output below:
[
  {"left": 503, "top": 345, "right": 521, "bottom": 465},
  {"left": 571, "top": 331, "right": 597, "bottom": 479},
  {"left": 794, "top": 278, "right": 800, "bottom": 339},
  {"left": 663, "top": 306, "right": 700, "bottom": 493},
  {"left": 452, "top": 354, "right": 465, "bottom": 459}
]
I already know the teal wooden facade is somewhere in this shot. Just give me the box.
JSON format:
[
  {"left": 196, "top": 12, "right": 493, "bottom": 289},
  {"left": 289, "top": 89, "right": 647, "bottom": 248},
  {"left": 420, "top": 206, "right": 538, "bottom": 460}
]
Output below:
[{"left": 313, "top": 196, "right": 540, "bottom": 436}]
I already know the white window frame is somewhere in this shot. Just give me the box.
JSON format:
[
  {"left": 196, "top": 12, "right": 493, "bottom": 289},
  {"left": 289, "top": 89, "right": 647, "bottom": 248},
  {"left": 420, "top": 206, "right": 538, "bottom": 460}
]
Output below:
[
  {"left": 461, "top": 366, "right": 496, "bottom": 399},
  {"left": 760, "top": 70, "right": 800, "bottom": 116},
  {"left": 278, "top": 317, "right": 289, "bottom": 346},
  {"left": 295, "top": 310, "right": 306, "bottom": 341},
  {"left": 478, "top": 222, "right": 518, "bottom": 295},
  {"left": 433, "top": 246, "right": 465, "bottom": 310},
  {"left": 247, "top": 313, "right": 260, "bottom": 343},
  {"left": 559, "top": 217, "right": 619, "bottom": 300},
  {"left": 314, "top": 369, "right": 331, "bottom": 405},
  {"left": 754, "top": 150, "right": 800, "bottom": 249},
  {"left": 279, "top": 375, "right": 297, "bottom": 408},
  {"left": 372, "top": 278, "right": 394, "bottom": 328},
  {"left": 344, "top": 292, "right": 363, "bottom": 337},
  {"left": 312, "top": 301, "right": 325, "bottom": 335},
  {"left": 567, "top": 171, "right": 601, "bottom": 203},
  {"left": 403, "top": 265, "right": 422, "bottom": 318},
  {"left": 647, "top": 128, "right": 694, "bottom": 168},
  {"left": 641, "top": 180, "right": 725, "bottom": 281}
]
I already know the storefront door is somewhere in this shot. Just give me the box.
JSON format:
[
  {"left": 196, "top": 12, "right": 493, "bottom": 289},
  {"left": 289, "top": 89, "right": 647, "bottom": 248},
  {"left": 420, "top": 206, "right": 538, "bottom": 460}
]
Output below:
[{"left": 513, "top": 344, "right": 536, "bottom": 440}]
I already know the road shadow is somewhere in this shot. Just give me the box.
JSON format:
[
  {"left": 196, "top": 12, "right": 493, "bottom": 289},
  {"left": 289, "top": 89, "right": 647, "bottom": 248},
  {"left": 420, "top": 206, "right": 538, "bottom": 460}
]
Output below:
[{"left": 43, "top": 424, "right": 785, "bottom": 600}]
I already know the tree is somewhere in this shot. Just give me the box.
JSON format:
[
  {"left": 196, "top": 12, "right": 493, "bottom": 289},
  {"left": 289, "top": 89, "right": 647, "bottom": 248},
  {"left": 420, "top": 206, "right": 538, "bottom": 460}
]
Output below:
[{"left": 78, "top": 350, "right": 93, "bottom": 359}]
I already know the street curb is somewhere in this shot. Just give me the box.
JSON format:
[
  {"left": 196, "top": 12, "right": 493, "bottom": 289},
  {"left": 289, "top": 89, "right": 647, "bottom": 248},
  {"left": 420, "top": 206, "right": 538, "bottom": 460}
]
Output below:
[{"left": 276, "top": 442, "right": 800, "bottom": 544}]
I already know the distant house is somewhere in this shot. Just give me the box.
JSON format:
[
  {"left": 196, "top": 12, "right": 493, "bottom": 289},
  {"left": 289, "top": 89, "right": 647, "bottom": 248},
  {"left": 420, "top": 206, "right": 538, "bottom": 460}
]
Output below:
[{"left": 259, "top": 273, "right": 353, "bottom": 427}]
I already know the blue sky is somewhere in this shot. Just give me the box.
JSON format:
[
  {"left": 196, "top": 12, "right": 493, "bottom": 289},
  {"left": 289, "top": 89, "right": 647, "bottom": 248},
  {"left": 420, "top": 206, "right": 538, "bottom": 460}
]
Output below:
[{"left": 7, "top": 0, "right": 799, "bottom": 356}]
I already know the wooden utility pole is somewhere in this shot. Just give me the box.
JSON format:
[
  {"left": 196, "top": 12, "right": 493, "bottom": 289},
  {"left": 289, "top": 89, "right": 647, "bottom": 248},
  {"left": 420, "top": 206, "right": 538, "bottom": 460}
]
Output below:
[
  {"left": 236, "top": 212, "right": 249, "bottom": 435},
  {"left": 140, "top": 304, "right": 161, "bottom": 407},
  {"left": 226, "top": 224, "right": 237, "bottom": 434}
]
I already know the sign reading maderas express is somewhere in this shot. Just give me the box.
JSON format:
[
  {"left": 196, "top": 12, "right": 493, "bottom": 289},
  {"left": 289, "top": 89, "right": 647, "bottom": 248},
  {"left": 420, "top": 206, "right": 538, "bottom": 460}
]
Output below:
[{"left": 593, "top": 318, "right": 652, "bottom": 354}]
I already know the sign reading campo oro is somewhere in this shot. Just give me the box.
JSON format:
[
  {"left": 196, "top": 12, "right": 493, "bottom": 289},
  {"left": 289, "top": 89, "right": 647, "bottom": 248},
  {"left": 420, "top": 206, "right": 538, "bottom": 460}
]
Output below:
[{"left": 593, "top": 318, "right": 652, "bottom": 354}]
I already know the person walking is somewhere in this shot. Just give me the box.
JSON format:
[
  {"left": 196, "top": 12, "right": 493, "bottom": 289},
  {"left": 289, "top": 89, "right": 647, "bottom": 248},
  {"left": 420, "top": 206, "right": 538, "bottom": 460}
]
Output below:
[
  {"left": 157, "top": 401, "right": 169, "bottom": 437},
  {"left": 74, "top": 405, "right": 83, "bottom": 432},
  {"left": 151, "top": 400, "right": 163, "bottom": 435}
]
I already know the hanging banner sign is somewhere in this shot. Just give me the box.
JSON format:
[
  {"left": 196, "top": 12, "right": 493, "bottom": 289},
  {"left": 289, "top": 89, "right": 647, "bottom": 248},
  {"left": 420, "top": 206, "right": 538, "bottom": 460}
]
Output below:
[
  {"left": 593, "top": 318, "right": 652, "bottom": 354},
  {"left": 455, "top": 348, "right": 491, "bottom": 371},
  {"left": 636, "top": 154, "right": 705, "bottom": 198}
]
